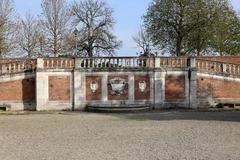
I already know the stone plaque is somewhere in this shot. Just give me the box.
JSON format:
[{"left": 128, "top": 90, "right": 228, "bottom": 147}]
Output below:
[
  {"left": 109, "top": 77, "right": 128, "bottom": 95},
  {"left": 90, "top": 80, "right": 98, "bottom": 93},
  {"left": 139, "top": 80, "right": 147, "bottom": 92}
]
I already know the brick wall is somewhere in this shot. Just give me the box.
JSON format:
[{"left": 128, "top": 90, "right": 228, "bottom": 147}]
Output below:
[
  {"left": 0, "top": 78, "right": 35, "bottom": 101},
  {"left": 48, "top": 76, "right": 70, "bottom": 101},
  {"left": 197, "top": 76, "right": 240, "bottom": 99},
  {"left": 165, "top": 75, "right": 185, "bottom": 101}
]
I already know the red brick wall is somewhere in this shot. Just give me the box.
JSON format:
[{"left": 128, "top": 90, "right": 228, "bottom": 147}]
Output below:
[
  {"left": 0, "top": 78, "right": 35, "bottom": 101},
  {"left": 134, "top": 75, "right": 150, "bottom": 100},
  {"left": 197, "top": 77, "right": 240, "bottom": 99},
  {"left": 165, "top": 75, "right": 185, "bottom": 101},
  {"left": 86, "top": 76, "right": 102, "bottom": 101},
  {"left": 48, "top": 76, "right": 70, "bottom": 101},
  {"left": 108, "top": 75, "right": 128, "bottom": 101}
]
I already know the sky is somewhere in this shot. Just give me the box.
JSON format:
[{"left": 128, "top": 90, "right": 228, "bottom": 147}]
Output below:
[{"left": 15, "top": 0, "right": 240, "bottom": 56}]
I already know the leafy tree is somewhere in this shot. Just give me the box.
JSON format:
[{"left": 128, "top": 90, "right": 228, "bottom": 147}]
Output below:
[
  {"left": 210, "top": 2, "right": 240, "bottom": 55},
  {"left": 144, "top": 0, "right": 240, "bottom": 56},
  {"left": 71, "top": 0, "right": 122, "bottom": 57}
]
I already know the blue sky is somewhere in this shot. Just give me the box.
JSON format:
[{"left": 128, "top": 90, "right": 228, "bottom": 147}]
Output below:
[{"left": 15, "top": 0, "right": 240, "bottom": 56}]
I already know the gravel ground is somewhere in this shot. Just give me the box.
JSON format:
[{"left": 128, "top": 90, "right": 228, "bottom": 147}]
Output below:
[{"left": 0, "top": 111, "right": 240, "bottom": 160}]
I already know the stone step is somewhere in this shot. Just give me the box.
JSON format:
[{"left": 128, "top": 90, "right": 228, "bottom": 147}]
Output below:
[{"left": 86, "top": 106, "right": 151, "bottom": 113}]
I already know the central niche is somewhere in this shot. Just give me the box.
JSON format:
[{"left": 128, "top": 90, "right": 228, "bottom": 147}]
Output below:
[{"left": 108, "top": 75, "right": 129, "bottom": 100}]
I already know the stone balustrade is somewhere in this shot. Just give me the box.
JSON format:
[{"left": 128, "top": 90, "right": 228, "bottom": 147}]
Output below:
[
  {"left": 1, "top": 57, "right": 240, "bottom": 77},
  {"left": 196, "top": 59, "right": 240, "bottom": 77},
  {"left": 75, "top": 57, "right": 155, "bottom": 69},
  {"left": 160, "top": 57, "right": 188, "bottom": 68},
  {"left": 43, "top": 58, "right": 75, "bottom": 69},
  {"left": 0, "top": 59, "right": 36, "bottom": 75}
]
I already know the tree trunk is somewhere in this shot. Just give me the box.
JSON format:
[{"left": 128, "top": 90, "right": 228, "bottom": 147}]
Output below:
[
  {"left": 176, "top": 36, "right": 183, "bottom": 56},
  {"left": 88, "top": 48, "right": 93, "bottom": 57},
  {"left": 27, "top": 51, "right": 31, "bottom": 58}
]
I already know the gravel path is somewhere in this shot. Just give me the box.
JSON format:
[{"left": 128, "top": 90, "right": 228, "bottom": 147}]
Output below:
[{"left": 0, "top": 111, "right": 240, "bottom": 160}]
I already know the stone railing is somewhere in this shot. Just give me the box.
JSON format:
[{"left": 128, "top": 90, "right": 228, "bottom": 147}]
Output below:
[
  {"left": 196, "top": 59, "right": 240, "bottom": 77},
  {"left": 75, "top": 57, "right": 155, "bottom": 69},
  {"left": 43, "top": 58, "right": 75, "bottom": 69},
  {"left": 160, "top": 57, "right": 188, "bottom": 68},
  {"left": 0, "top": 59, "right": 36, "bottom": 75},
  {"left": 2, "top": 57, "right": 240, "bottom": 77}
]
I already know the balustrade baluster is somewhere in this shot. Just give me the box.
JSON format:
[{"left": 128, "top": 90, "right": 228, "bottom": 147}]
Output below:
[
  {"left": 237, "top": 65, "right": 240, "bottom": 76},
  {"left": 83, "top": 59, "right": 86, "bottom": 68},
  {"left": 17, "top": 63, "right": 20, "bottom": 72},
  {"left": 68, "top": 59, "right": 71, "bottom": 68},
  {"left": 109, "top": 58, "right": 111, "bottom": 68},
  {"left": 96, "top": 59, "right": 99, "bottom": 68},
  {"left": 13, "top": 63, "right": 16, "bottom": 72},
  {"left": 116, "top": 58, "right": 119, "bottom": 67},
  {"left": 180, "top": 59, "right": 183, "bottom": 67},
  {"left": 229, "top": 65, "right": 232, "bottom": 74},
  {"left": 92, "top": 58, "right": 95, "bottom": 68},
  {"left": 233, "top": 65, "right": 236, "bottom": 75}
]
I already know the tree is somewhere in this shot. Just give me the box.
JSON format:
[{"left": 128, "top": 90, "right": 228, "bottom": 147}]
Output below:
[
  {"left": 210, "top": 3, "right": 240, "bottom": 55},
  {"left": 144, "top": 0, "right": 240, "bottom": 56},
  {"left": 18, "top": 13, "right": 41, "bottom": 58},
  {"left": 133, "top": 27, "right": 156, "bottom": 56},
  {"left": 187, "top": 0, "right": 240, "bottom": 56},
  {"left": 144, "top": 0, "right": 207, "bottom": 56},
  {"left": 41, "top": 0, "right": 71, "bottom": 57},
  {"left": 0, "top": 0, "right": 17, "bottom": 57},
  {"left": 185, "top": 0, "right": 218, "bottom": 56},
  {"left": 71, "top": 0, "right": 122, "bottom": 57}
]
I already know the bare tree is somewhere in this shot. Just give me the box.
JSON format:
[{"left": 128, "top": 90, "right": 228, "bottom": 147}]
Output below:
[
  {"left": 133, "top": 27, "right": 156, "bottom": 56},
  {"left": 41, "top": 0, "right": 71, "bottom": 57},
  {"left": 0, "top": 0, "right": 17, "bottom": 57},
  {"left": 18, "top": 13, "right": 41, "bottom": 58},
  {"left": 71, "top": 0, "right": 122, "bottom": 57}
]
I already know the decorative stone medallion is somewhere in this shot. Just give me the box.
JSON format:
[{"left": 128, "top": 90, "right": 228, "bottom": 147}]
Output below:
[
  {"left": 90, "top": 80, "right": 98, "bottom": 93},
  {"left": 139, "top": 80, "right": 147, "bottom": 92},
  {"left": 109, "top": 77, "right": 128, "bottom": 95}
]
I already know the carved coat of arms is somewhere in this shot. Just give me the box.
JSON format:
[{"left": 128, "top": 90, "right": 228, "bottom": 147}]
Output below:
[
  {"left": 90, "top": 80, "right": 98, "bottom": 93},
  {"left": 139, "top": 80, "right": 147, "bottom": 92},
  {"left": 109, "top": 78, "right": 127, "bottom": 95}
]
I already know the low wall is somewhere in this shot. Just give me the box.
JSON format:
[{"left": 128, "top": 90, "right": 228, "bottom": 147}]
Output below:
[
  {"left": 197, "top": 73, "right": 240, "bottom": 107},
  {"left": 35, "top": 67, "right": 192, "bottom": 111},
  {"left": 0, "top": 73, "right": 36, "bottom": 111},
  {"left": 36, "top": 70, "right": 73, "bottom": 111},
  {"left": 73, "top": 70, "right": 155, "bottom": 110},
  {"left": 0, "top": 57, "right": 240, "bottom": 111}
]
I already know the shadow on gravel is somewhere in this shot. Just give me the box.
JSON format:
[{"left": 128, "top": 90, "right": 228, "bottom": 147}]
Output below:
[{"left": 100, "top": 110, "right": 240, "bottom": 122}]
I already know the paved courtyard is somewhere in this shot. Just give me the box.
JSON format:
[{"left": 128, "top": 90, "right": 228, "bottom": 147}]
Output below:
[{"left": 0, "top": 111, "right": 240, "bottom": 160}]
